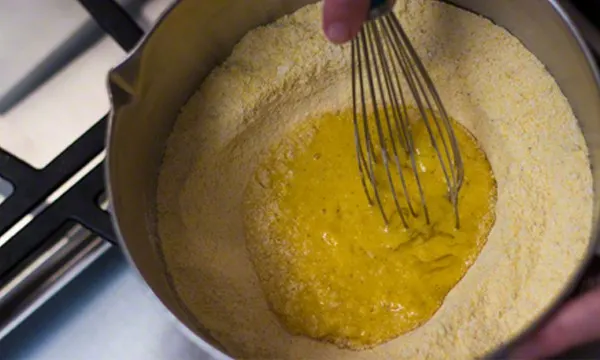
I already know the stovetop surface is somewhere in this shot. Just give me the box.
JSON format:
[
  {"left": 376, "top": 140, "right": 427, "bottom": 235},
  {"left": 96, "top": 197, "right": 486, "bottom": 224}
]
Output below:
[
  {"left": 1, "top": 1, "right": 600, "bottom": 359},
  {"left": 0, "top": 248, "right": 208, "bottom": 360}
]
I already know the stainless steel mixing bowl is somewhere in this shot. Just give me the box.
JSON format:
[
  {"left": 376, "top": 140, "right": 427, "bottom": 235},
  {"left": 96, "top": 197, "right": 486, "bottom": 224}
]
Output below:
[{"left": 105, "top": 0, "right": 600, "bottom": 358}]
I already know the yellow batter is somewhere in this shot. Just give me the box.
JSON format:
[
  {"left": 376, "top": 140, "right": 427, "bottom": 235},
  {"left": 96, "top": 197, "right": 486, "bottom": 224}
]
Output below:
[{"left": 245, "top": 109, "right": 496, "bottom": 348}]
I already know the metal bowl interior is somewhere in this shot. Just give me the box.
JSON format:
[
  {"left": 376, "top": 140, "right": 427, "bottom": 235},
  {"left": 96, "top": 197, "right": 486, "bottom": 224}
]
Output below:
[{"left": 106, "top": 0, "right": 600, "bottom": 358}]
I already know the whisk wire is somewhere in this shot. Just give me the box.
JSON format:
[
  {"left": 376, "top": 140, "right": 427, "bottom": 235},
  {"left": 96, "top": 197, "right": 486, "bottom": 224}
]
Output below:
[
  {"left": 351, "top": 42, "right": 374, "bottom": 207},
  {"left": 351, "top": 9, "right": 464, "bottom": 228},
  {"left": 385, "top": 16, "right": 438, "bottom": 223},
  {"left": 361, "top": 28, "right": 408, "bottom": 227},
  {"left": 370, "top": 21, "right": 418, "bottom": 219},
  {"left": 386, "top": 14, "right": 464, "bottom": 227},
  {"left": 365, "top": 23, "right": 411, "bottom": 228},
  {"left": 353, "top": 32, "right": 390, "bottom": 225},
  {"left": 378, "top": 19, "right": 431, "bottom": 223}
]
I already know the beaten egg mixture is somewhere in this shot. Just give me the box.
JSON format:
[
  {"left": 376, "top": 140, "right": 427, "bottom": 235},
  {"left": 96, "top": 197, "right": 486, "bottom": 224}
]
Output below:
[
  {"left": 245, "top": 109, "right": 496, "bottom": 348},
  {"left": 157, "top": 0, "right": 592, "bottom": 358}
]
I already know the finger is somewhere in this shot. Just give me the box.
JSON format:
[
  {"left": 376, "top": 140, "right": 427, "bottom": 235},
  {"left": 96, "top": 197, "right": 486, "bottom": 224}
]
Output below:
[
  {"left": 511, "top": 286, "right": 600, "bottom": 359},
  {"left": 322, "top": 0, "right": 370, "bottom": 44}
]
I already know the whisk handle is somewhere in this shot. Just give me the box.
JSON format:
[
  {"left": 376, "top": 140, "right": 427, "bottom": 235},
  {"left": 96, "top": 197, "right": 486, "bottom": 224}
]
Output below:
[
  {"left": 369, "top": 0, "right": 395, "bottom": 19},
  {"left": 370, "top": 0, "right": 388, "bottom": 9}
]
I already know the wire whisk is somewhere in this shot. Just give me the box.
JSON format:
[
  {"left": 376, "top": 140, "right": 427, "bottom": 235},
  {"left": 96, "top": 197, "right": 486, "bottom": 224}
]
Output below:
[{"left": 351, "top": 0, "right": 464, "bottom": 229}]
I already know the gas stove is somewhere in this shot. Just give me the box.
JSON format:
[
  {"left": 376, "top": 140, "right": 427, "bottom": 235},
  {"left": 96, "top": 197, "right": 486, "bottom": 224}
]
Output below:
[{"left": 0, "top": 1, "right": 600, "bottom": 359}]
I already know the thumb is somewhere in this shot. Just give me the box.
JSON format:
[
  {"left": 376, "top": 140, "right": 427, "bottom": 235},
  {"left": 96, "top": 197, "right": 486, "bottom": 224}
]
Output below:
[
  {"left": 323, "top": 0, "right": 370, "bottom": 44},
  {"left": 511, "top": 286, "right": 600, "bottom": 359}
]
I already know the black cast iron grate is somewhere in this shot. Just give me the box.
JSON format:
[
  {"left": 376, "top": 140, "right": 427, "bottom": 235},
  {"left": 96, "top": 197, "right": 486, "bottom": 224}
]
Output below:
[{"left": 0, "top": 0, "right": 144, "bottom": 282}]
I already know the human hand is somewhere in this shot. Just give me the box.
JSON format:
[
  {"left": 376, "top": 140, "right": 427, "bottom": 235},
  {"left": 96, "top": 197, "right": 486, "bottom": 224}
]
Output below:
[
  {"left": 511, "top": 286, "right": 600, "bottom": 359},
  {"left": 322, "top": 0, "right": 370, "bottom": 44}
]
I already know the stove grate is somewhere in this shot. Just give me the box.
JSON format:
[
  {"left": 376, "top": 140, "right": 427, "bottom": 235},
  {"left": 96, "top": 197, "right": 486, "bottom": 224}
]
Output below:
[{"left": 0, "top": 0, "right": 143, "bottom": 282}]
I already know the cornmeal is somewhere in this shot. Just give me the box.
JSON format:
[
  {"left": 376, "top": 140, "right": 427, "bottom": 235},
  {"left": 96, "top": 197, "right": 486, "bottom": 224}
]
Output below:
[
  {"left": 244, "top": 109, "right": 496, "bottom": 349},
  {"left": 156, "top": 1, "right": 593, "bottom": 359}
]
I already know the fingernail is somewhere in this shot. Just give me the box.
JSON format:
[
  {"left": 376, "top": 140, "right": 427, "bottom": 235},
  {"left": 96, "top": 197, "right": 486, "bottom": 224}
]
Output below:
[{"left": 326, "top": 22, "right": 350, "bottom": 43}]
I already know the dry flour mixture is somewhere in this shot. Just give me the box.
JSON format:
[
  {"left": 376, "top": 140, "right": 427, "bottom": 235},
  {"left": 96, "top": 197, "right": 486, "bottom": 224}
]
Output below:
[{"left": 156, "top": 0, "right": 593, "bottom": 358}]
